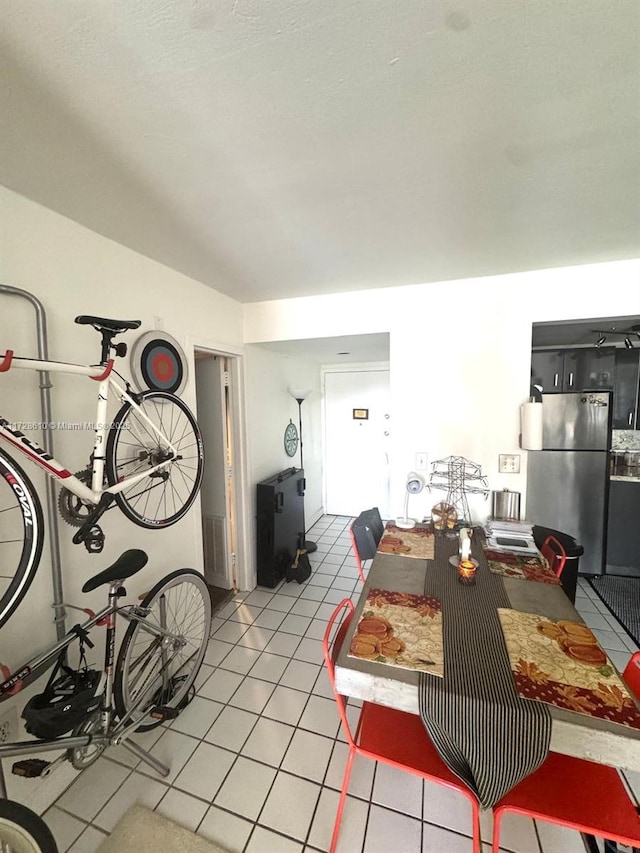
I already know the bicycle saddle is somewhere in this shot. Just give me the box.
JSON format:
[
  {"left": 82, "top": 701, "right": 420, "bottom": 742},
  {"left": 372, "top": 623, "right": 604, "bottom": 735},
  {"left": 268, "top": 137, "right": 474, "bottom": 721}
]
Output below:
[
  {"left": 82, "top": 549, "right": 148, "bottom": 593},
  {"left": 75, "top": 315, "right": 141, "bottom": 332}
]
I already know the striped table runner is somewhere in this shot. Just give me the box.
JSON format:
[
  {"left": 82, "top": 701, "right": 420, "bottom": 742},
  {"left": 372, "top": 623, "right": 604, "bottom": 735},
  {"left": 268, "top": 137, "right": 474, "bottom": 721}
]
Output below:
[{"left": 418, "top": 535, "right": 551, "bottom": 809}]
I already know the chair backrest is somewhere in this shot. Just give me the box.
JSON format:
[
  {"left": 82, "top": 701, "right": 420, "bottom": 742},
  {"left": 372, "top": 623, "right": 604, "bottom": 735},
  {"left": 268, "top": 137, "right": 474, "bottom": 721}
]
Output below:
[
  {"left": 541, "top": 534, "right": 567, "bottom": 578},
  {"left": 323, "top": 599, "right": 358, "bottom": 747},
  {"left": 350, "top": 507, "right": 384, "bottom": 581},
  {"left": 352, "top": 508, "right": 383, "bottom": 557},
  {"left": 623, "top": 651, "right": 640, "bottom": 701}
]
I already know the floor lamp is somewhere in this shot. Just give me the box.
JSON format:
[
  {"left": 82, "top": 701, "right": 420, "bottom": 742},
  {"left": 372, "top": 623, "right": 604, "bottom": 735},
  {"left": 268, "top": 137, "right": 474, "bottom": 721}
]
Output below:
[{"left": 289, "top": 388, "right": 317, "bottom": 554}]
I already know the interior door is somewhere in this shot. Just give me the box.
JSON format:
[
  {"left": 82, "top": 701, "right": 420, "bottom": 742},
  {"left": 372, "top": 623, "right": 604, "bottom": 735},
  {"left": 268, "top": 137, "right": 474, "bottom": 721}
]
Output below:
[
  {"left": 194, "top": 354, "right": 232, "bottom": 589},
  {"left": 324, "top": 369, "right": 391, "bottom": 517}
]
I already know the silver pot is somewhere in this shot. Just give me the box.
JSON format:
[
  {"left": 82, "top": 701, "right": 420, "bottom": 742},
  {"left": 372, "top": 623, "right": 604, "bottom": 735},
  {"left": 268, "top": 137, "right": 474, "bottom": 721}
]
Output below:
[{"left": 491, "top": 489, "right": 521, "bottom": 521}]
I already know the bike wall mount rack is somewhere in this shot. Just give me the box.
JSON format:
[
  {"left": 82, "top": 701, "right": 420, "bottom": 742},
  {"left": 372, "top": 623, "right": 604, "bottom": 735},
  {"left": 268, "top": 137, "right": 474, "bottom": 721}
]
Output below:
[
  {"left": 0, "top": 284, "right": 68, "bottom": 801},
  {"left": 0, "top": 284, "right": 66, "bottom": 638}
]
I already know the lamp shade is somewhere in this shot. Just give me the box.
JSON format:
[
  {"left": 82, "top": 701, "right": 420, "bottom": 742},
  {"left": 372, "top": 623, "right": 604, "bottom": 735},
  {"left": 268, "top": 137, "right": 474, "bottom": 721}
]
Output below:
[
  {"left": 396, "top": 471, "right": 425, "bottom": 529},
  {"left": 289, "top": 388, "right": 312, "bottom": 401}
]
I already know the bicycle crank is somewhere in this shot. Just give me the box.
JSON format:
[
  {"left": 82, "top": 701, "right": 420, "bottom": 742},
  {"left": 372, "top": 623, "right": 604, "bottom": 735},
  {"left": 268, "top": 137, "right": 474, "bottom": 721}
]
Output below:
[
  {"left": 72, "top": 493, "right": 116, "bottom": 548},
  {"left": 68, "top": 711, "right": 106, "bottom": 770},
  {"left": 58, "top": 469, "right": 93, "bottom": 526}
]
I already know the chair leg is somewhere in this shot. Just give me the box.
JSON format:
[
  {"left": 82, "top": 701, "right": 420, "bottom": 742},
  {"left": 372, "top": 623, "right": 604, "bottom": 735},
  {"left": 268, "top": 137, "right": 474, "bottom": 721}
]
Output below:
[
  {"left": 492, "top": 807, "right": 502, "bottom": 853},
  {"left": 331, "top": 746, "right": 356, "bottom": 853},
  {"left": 470, "top": 799, "right": 481, "bottom": 853}
]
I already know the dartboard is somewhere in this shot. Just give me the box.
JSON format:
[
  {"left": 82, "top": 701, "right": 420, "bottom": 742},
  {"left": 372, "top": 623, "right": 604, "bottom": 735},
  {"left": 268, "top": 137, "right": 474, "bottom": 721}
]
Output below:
[
  {"left": 284, "top": 420, "right": 299, "bottom": 457},
  {"left": 130, "top": 331, "right": 188, "bottom": 395}
]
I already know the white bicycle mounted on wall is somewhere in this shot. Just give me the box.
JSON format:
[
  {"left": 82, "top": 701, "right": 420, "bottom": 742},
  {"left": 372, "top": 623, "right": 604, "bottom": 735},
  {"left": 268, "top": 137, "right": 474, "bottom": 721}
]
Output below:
[{"left": 0, "top": 315, "right": 204, "bottom": 629}]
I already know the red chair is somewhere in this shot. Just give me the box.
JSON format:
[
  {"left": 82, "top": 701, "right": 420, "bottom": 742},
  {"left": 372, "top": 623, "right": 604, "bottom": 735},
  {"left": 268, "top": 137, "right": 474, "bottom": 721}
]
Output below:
[
  {"left": 323, "top": 599, "right": 481, "bottom": 853},
  {"left": 541, "top": 534, "right": 567, "bottom": 578},
  {"left": 491, "top": 651, "right": 640, "bottom": 852},
  {"left": 624, "top": 650, "right": 640, "bottom": 697}
]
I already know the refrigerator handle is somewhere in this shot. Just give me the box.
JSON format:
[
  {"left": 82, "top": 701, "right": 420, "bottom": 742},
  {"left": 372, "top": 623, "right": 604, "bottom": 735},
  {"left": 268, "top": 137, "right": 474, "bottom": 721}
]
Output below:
[
  {"left": 554, "top": 372, "right": 559, "bottom": 388},
  {"left": 568, "top": 372, "right": 574, "bottom": 387}
]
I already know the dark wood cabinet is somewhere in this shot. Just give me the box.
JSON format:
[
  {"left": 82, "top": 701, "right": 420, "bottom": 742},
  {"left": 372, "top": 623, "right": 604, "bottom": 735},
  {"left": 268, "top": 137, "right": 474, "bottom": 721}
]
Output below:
[
  {"left": 606, "top": 480, "right": 640, "bottom": 576},
  {"left": 531, "top": 350, "right": 564, "bottom": 391},
  {"left": 571, "top": 348, "right": 615, "bottom": 391},
  {"left": 612, "top": 350, "right": 640, "bottom": 429},
  {"left": 256, "top": 467, "right": 305, "bottom": 588},
  {"left": 531, "top": 348, "right": 614, "bottom": 393}
]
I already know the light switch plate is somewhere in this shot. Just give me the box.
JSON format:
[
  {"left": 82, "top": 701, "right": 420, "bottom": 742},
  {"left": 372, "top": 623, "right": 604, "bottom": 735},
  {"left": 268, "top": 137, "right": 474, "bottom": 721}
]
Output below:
[
  {"left": 415, "top": 452, "right": 428, "bottom": 470},
  {"left": 499, "top": 453, "right": 521, "bottom": 473}
]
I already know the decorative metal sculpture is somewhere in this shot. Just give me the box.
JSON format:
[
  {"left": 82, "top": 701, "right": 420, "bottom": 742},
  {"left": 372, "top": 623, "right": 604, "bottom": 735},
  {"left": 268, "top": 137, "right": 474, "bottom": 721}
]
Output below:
[{"left": 428, "top": 456, "right": 489, "bottom": 526}]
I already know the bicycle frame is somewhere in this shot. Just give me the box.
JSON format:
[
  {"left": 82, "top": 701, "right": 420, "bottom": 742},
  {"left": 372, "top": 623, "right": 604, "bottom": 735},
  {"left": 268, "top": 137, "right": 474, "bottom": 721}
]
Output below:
[
  {"left": 0, "top": 353, "right": 179, "bottom": 507},
  {"left": 0, "top": 585, "right": 178, "bottom": 776}
]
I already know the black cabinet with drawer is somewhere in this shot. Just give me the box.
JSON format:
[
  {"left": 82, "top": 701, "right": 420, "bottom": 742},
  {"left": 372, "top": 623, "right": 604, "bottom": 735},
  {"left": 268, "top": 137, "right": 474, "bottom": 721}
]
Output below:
[
  {"left": 256, "top": 467, "right": 305, "bottom": 588},
  {"left": 606, "top": 479, "right": 640, "bottom": 576}
]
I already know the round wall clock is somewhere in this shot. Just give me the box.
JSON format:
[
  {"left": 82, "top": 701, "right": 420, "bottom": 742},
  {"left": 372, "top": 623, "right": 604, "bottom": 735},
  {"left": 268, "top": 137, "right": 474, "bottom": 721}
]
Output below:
[
  {"left": 130, "top": 330, "right": 188, "bottom": 396},
  {"left": 284, "top": 420, "right": 299, "bottom": 457}
]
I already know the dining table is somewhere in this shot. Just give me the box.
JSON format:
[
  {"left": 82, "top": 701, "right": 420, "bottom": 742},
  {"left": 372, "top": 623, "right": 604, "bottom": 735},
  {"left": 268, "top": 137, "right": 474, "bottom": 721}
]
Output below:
[{"left": 335, "top": 524, "right": 640, "bottom": 804}]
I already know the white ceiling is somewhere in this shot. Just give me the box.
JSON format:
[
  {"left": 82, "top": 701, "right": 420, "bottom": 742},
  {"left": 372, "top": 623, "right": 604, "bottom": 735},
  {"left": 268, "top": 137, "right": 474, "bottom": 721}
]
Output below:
[
  {"left": 256, "top": 332, "right": 390, "bottom": 364},
  {"left": 1, "top": 1, "right": 639, "bottom": 304}
]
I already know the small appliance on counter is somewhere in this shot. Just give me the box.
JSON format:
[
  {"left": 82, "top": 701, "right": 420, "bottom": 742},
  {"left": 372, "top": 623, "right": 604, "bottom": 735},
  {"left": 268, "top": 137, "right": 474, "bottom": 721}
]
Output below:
[{"left": 490, "top": 489, "right": 521, "bottom": 521}]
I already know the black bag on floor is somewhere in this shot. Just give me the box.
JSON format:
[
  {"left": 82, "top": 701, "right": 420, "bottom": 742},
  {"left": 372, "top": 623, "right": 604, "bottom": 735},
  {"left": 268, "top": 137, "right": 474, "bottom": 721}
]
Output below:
[{"left": 286, "top": 548, "right": 311, "bottom": 584}]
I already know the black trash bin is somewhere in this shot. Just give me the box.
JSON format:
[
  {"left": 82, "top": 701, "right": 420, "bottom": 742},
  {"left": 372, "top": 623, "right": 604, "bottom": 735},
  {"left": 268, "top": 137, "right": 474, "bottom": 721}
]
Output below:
[{"left": 532, "top": 525, "right": 584, "bottom": 604}]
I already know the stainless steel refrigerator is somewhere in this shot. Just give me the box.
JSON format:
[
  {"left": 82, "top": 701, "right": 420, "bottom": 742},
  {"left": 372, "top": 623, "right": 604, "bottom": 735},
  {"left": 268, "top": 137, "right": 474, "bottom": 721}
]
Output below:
[{"left": 525, "top": 391, "right": 611, "bottom": 576}]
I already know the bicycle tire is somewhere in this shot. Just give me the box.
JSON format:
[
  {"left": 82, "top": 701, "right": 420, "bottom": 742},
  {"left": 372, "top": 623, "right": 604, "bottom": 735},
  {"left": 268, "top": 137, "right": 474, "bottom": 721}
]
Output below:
[
  {"left": 0, "top": 451, "right": 45, "bottom": 630},
  {"left": 0, "top": 799, "right": 58, "bottom": 853},
  {"left": 105, "top": 391, "right": 204, "bottom": 529},
  {"left": 114, "top": 568, "right": 211, "bottom": 732}
]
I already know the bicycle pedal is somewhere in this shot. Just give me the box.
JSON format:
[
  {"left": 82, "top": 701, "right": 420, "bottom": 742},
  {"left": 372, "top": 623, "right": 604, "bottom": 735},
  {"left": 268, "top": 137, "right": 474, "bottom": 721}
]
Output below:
[
  {"left": 150, "top": 705, "right": 180, "bottom": 721},
  {"left": 84, "top": 525, "right": 105, "bottom": 554},
  {"left": 12, "top": 759, "right": 50, "bottom": 778}
]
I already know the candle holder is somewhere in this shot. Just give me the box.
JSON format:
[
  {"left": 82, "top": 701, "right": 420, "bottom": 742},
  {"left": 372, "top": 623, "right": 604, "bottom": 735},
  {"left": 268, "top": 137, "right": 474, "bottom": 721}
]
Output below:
[{"left": 458, "top": 559, "right": 477, "bottom": 585}]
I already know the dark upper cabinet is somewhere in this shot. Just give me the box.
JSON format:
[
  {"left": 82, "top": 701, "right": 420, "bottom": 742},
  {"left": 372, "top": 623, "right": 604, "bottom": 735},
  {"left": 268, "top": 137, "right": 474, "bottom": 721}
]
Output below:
[
  {"left": 531, "top": 350, "right": 564, "bottom": 391},
  {"left": 612, "top": 349, "right": 640, "bottom": 429},
  {"left": 531, "top": 348, "right": 614, "bottom": 393},
  {"left": 571, "top": 348, "right": 615, "bottom": 391}
]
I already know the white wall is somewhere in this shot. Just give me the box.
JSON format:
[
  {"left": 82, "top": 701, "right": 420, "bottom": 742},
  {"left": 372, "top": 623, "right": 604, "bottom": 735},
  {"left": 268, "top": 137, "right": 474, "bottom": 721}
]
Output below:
[
  {"left": 244, "top": 259, "right": 640, "bottom": 523},
  {"left": 0, "top": 185, "right": 244, "bottom": 669},
  {"left": 244, "top": 344, "right": 323, "bottom": 558}
]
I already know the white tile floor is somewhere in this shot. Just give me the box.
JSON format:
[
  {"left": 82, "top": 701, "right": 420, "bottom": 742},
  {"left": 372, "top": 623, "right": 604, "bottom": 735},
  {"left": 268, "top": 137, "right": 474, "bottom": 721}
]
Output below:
[{"left": 35, "top": 516, "right": 639, "bottom": 852}]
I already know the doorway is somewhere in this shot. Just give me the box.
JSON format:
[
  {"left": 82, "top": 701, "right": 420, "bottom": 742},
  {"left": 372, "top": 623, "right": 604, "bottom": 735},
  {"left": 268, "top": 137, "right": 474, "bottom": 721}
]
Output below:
[
  {"left": 194, "top": 350, "right": 237, "bottom": 611},
  {"left": 323, "top": 366, "right": 391, "bottom": 517}
]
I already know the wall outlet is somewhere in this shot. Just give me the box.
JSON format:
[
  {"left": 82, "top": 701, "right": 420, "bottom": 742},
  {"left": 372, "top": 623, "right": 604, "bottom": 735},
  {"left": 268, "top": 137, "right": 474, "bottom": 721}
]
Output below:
[
  {"left": 0, "top": 705, "right": 19, "bottom": 745},
  {"left": 499, "top": 453, "right": 521, "bottom": 473},
  {"left": 415, "top": 452, "right": 428, "bottom": 470}
]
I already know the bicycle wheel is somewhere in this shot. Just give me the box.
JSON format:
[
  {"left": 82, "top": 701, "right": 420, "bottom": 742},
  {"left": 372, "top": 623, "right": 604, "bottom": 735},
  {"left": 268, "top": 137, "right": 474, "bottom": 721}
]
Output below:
[
  {"left": 0, "top": 451, "right": 45, "bottom": 630},
  {"left": 0, "top": 799, "right": 57, "bottom": 853},
  {"left": 114, "top": 568, "right": 211, "bottom": 732},
  {"left": 106, "top": 391, "right": 204, "bottom": 529}
]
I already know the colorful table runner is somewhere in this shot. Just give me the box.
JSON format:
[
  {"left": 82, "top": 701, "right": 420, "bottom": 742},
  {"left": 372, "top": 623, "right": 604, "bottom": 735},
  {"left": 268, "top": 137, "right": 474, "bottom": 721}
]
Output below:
[
  {"left": 483, "top": 548, "right": 561, "bottom": 585},
  {"left": 418, "top": 536, "right": 551, "bottom": 809},
  {"left": 347, "top": 588, "right": 444, "bottom": 677},
  {"left": 498, "top": 609, "right": 640, "bottom": 729},
  {"left": 377, "top": 523, "right": 435, "bottom": 560}
]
